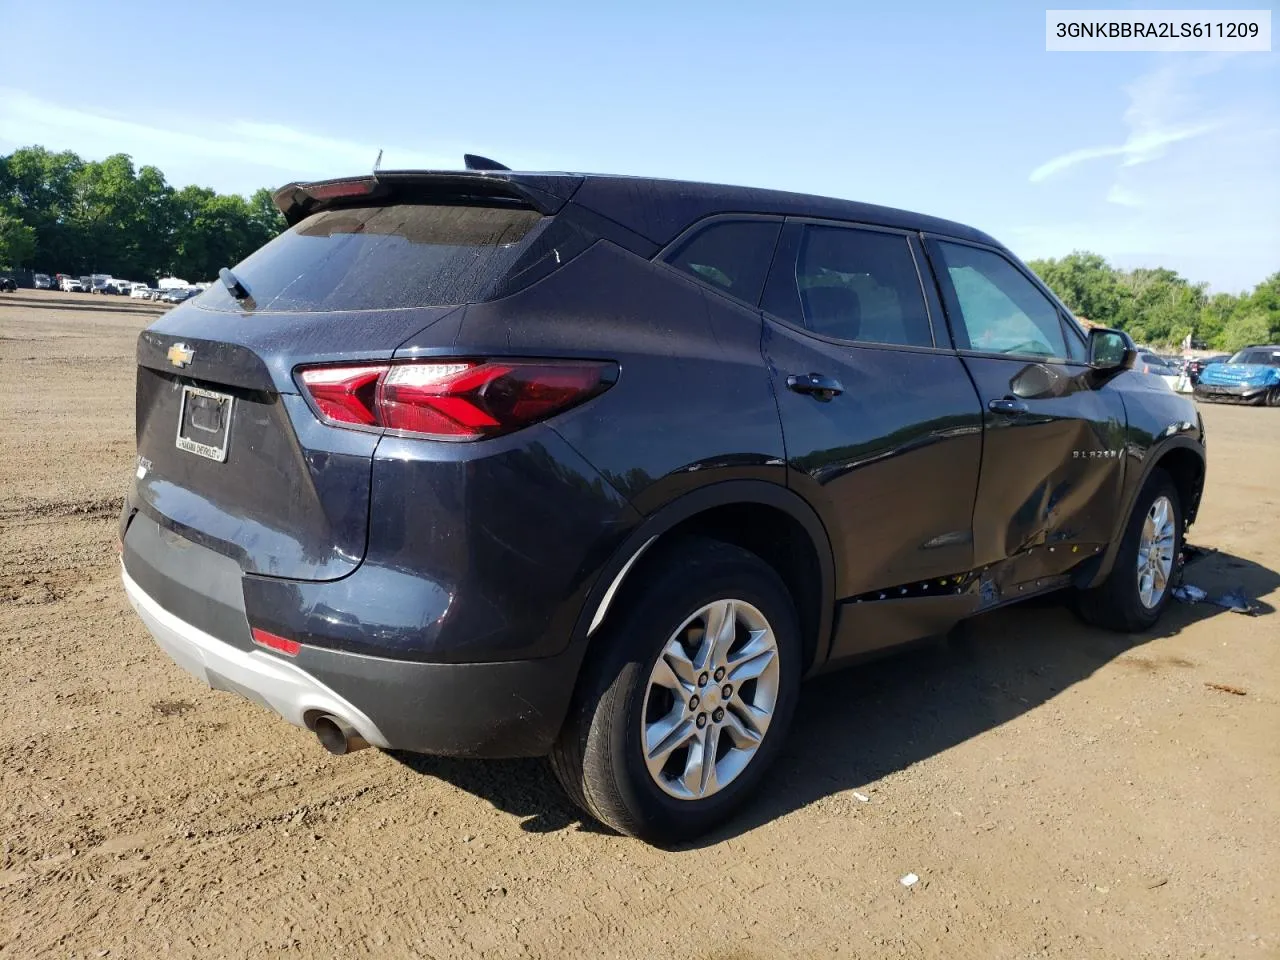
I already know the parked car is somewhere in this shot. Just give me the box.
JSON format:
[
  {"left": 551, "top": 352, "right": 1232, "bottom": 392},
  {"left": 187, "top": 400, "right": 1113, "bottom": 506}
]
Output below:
[
  {"left": 33, "top": 273, "right": 54, "bottom": 290},
  {"left": 1137, "top": 352, "right": 1182, "bottom": 391},
  {"left": 120, "top": 165, "right": 1207, "bottom": 843},
  {"left": 1186, "top": 354, "right": 1230, "bottom": 385},
  {"left": 0, "top": 276, "right": 16, "bottom": 292},
  {"left": 1193, "top": 346, "right": 1280, "bottom": 406},
  {"left": 130, "top": 285, "right": 155, "bottom": 300},
  {"left": 61, "top": 277, "right": 87, "bottom": 293},
  {"left": 159, "top": 287, "right": 197, "bottom": 303}
]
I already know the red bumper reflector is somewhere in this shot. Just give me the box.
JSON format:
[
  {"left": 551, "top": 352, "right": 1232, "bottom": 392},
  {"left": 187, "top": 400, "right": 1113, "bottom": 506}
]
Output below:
[{"left": 251, "top": 628, "right": 301, "bottom": 657}]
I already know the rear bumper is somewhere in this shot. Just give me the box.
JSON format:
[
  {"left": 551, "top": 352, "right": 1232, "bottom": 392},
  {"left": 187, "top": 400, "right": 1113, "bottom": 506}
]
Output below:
[
  {"left": 121, "top": 524, "right": 588, "bottom": 759},
  {"left": 123, "top": 564, "right": 391, "bottom": 748}
]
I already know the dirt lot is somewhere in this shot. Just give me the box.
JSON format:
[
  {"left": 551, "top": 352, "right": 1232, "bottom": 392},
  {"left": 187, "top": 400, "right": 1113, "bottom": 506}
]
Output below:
[{"left": 1, "top": 288, "right": 1277, "bottom": 959}]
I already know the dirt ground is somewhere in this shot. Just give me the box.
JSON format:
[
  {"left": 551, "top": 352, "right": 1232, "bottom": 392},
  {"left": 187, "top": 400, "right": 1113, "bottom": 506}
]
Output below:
[{"left": 1, "top": 288, "right": 1277, "bottom": 960}]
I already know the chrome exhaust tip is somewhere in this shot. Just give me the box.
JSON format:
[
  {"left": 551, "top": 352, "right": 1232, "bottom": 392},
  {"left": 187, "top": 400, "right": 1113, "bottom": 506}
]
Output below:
[{"left": 313, "top": 714, "right": 370, "bottom": 755}]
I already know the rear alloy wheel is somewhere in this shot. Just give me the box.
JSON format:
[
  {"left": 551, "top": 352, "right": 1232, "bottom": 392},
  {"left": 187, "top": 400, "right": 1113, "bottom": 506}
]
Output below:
[
  {"left": 1075, "top": 469, "right": 1183, "bottom": 632},
  {"left": 551, "top": 537, "right": 800, "bottom": 843},
  {"left": 641, "top": 599, "right": 781, "bottom": 801},
  {"left": 1266, "top": 386, "right": 1280, "bottom": 407}
]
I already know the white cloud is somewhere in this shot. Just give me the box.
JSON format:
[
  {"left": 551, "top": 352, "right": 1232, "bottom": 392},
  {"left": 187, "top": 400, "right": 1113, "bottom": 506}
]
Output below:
[
  {"left": 0, "top": 88, "right": 462, "bottom": 194},
  {"left": 1014, "top": 56, "right": 1280, "bottom": 291},
  {"left": 1029, "top": 57, "right": 1230, "bottom": 183},
  {"left": 1028, "top": 123, "right": 1217, "bottom": 182},
  {"left": 1105, "top": 183, "right": 1141, "bottom": 208}
]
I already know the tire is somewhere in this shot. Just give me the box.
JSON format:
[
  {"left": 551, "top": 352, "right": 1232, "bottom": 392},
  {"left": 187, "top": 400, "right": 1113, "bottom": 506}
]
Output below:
[
  {"left": 1075, "top": 469, "right": 1183, "bottom": 632},
  {"left": 550, "top": 537, "right": 802, "bottom": 844},
  {"left": 1265, "top": 387, "right": 1280, "bottom": 407}
]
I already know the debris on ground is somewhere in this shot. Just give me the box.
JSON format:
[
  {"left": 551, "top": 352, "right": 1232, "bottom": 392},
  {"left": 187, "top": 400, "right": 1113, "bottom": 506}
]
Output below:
[
  {"left": 1180, "top": 544, "right": 1216, "bottom": 564},
  {"left": 1171, "top": 580, "right": 1260, "bottom": 616},
  {"left": 1172, "top": 584, "right": 1207, "bottom": 604},
  {"left": 852, "top": 791, "right": 870, "bottom": 803},
  {"left": 1204, "top": 682, "right": 1247, "bottom": 696},
  {"left": 1212, "top": 587, "right": 1261, "bottom": 616},
  {"left": 900, "top": 873, "right": 919, "bottom": 887}
]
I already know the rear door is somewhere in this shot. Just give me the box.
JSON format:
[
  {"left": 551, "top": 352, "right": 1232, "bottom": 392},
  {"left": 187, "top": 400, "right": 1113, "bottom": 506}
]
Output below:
[
  {"left": 761, "top": 220, "right": 984, "bottom": 659},
  {"left": 923, "top": 237, "right": 1127, "bottom": 587}
]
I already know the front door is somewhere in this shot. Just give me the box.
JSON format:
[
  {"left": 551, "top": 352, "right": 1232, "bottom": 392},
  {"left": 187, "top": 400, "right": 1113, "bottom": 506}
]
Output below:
[{"left": 924, "top": 238, "right": 1127, "bottom": 590}]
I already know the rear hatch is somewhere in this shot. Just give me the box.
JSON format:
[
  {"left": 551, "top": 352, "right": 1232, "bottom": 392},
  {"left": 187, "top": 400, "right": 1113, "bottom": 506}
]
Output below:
[{"left": 132, "top": 173, "right": 587, "bottom": 581}]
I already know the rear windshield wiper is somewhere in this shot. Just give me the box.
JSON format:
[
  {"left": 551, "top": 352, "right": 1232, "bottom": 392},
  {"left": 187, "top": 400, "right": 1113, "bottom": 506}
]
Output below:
[{"left": 219, "top": 267, "right": 256, "bottom": 309}]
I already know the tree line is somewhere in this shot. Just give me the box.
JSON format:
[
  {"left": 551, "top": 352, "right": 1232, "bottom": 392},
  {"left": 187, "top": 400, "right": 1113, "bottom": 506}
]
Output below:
[
  {"left": 1026, "top": 253, "right": 1278, "bottom": 352},
  {"left": 0, "top": 146, "right": 286, "bottom": 284},
  {"left": 1, "top": 144, "right": 1276, "bottom": 350}
]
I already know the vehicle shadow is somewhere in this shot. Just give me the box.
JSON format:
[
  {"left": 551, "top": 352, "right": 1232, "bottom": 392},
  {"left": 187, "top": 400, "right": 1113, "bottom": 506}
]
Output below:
[{"left": 391, "top": 547, "right": 1277, "bottom": 845}]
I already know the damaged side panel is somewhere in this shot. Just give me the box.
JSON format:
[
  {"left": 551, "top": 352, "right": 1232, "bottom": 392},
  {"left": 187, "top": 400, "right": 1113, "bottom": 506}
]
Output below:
[{"left": 962, "top": 356, "right": 1127, "bottom": 581}]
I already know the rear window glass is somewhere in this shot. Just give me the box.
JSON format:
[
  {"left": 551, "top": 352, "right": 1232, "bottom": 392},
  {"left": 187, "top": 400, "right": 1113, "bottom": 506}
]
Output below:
[
  {"left": 200, "top": 204, "right": 545, "bottom": 312},
  {"left": 665, "top": 219, "right": 781, "bottom": 307},
  {"left": 1231, "top": 349, "right": 1280, "bottom": 365}
]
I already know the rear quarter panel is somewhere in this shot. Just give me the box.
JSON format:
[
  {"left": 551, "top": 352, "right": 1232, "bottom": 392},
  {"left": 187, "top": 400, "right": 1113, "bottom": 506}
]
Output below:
[{"left": 397, "top": 242, "right": 789, "bottom": 511}]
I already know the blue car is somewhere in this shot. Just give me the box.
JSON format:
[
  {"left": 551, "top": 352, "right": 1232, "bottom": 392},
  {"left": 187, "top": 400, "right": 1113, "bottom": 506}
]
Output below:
[{"left": 1194, "top": 345, "right": 1280, "bottom": 406}]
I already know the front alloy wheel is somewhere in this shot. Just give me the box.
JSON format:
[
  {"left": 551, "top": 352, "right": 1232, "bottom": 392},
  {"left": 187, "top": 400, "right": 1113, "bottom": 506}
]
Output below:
[
  {"left": 1076, "top": 468, "right": 1183, "bottom": 632},
  {"left": 1136, "top": 495, "right": 1176, "bottom": 609}
]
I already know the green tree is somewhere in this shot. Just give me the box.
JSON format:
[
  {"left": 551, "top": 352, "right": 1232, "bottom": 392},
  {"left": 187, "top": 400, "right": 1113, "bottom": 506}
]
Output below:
[
  {"left": 248, "top": 186, "right": 286, "bottom": 243},
  {"left": 1222, "top": 311, "right": 1271, "bottom": 352},
  {"left": 1027, "top": 251, "right": 1121, "bottom": 325},
  {"left": 1242, "top": 272, "right": 1280, "bottom": 342},
  {"left": 0, "top": 146, "right": 85, "bottom": 270},
  {"left": 0, "top": 211, "right": 37, "bottom": 267},
  {"left": 1198, "top": 292, "right": 1237, "bottom": 348},
  {"left": 0, "top": 145, "right": 288, "bottom": 281}
]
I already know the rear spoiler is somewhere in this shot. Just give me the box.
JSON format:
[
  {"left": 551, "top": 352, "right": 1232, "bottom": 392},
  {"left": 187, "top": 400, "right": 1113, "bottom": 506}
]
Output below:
[{"left": 272, "top": 171, "right": 584, "bottom": 227}]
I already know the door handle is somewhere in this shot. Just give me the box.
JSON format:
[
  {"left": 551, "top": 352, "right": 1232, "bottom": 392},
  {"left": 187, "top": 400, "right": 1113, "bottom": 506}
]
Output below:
[
  {"left": 988, "top": 397, "right": 1029, "bottom": 415},
  {"left": 786, "top": 373, "right": 844, "bottom": 401}
]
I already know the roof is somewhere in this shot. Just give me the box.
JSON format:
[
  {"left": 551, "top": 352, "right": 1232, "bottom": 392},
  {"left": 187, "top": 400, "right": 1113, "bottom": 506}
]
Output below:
[
  {"left": 566, "top": 173, "right": 1003, "bottom": 248},
  {"left": 276, "top": 170, "right": 1004, "bottom": 250}
]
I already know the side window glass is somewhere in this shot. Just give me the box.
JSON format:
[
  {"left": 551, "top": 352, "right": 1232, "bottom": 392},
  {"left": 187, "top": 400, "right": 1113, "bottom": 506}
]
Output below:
[
  {"left": 934, "top": 242, "right": 1068, "bottom": 358},
  {"left": 794, "top": 226, "right": 933, "bottom": 347},
  {"left": 665, "top": 219, "right": 782, "bottom": 307},
  {"left": 1062, "top": 315, "right": 1088, "bottom": 362}
]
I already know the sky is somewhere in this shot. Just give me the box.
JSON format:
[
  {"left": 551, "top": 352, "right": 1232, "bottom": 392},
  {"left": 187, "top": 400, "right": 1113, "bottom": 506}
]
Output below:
[{"left": 1, "top": 0, "right": 1276, "bottom": 291}]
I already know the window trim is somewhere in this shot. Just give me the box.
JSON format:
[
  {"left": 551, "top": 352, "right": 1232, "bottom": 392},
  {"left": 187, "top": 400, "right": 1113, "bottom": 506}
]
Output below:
[
  {"left": 760, "top": 216, "right": 944, "bottom": 352},
  {"left": 655, "top": 213, "right": 785, "bottom": 310},
  {"left": 923, "top": 234, "right": 1085, "bottom": 366}
]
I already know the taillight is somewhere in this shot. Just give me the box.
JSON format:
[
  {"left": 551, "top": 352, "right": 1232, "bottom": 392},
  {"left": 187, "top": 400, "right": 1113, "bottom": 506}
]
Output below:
[
  {"left": 297, "top": 365, "right": 384, "bottom": 425},
  {"left": 305, "top": 178, "right": 377, "bottom": 201},
  {"left": 297, "top": 360, "right": 616, "bottom": 439}
]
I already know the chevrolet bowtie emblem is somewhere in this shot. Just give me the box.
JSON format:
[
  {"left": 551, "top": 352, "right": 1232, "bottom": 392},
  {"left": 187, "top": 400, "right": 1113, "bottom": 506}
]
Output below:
[{"left": 167, "top": 343, "right": 194, "bottom": 368}]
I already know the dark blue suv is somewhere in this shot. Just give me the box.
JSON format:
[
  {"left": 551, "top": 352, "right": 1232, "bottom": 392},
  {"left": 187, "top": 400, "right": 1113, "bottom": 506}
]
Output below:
[{"left": 120, "top": 162, "right": 1206, "bottom": 842}]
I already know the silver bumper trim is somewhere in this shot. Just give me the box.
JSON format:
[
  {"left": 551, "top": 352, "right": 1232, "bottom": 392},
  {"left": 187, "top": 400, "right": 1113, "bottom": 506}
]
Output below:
[{"left": 122, "top": 563, "right": 389, "bottom": 748}]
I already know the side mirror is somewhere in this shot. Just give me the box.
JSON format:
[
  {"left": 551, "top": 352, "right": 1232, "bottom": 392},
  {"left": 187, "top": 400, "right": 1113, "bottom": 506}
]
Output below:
[{"left": 1088, "top": 328, "right": 1136, "bottom": 371}]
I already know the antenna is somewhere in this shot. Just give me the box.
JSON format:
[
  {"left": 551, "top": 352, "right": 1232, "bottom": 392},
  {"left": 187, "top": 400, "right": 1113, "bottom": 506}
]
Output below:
[
  {"left": 373, "top": 149, "right": 383, "bottom": 176},
  {"left": 464, "top": 154, "right": 511, "bottom": 171}
]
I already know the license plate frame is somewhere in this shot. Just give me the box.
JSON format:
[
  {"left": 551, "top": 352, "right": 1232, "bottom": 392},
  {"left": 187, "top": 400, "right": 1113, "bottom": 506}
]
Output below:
[{"left": 175, "top": 385, "right": 234, "bottom": 462}]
